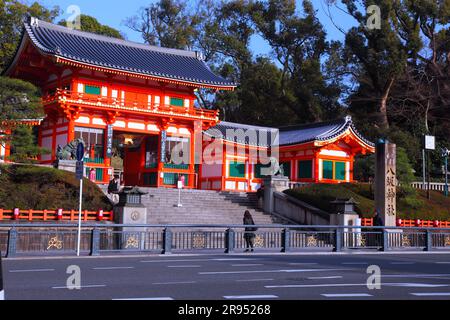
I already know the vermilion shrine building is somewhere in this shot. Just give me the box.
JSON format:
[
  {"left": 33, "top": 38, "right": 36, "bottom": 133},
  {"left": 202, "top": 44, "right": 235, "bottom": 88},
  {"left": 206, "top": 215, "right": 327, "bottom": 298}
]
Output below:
[{"left": 2, "top": 18, "right": 375, "bottom": 192}]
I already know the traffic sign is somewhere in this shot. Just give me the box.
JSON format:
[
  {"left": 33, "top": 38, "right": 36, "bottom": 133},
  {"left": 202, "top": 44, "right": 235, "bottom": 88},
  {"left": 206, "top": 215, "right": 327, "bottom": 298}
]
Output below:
[
  {"left": 76, "top": 142, "right": 85, "bottom": 161},
  {"left": 75, "top": 161, "right": 84, "bottom": 180}
]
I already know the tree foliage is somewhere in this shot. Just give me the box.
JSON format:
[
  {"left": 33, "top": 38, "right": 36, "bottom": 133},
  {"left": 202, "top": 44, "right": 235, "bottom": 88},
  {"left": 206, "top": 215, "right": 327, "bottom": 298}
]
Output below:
[
  {"left": 0, "top": 0, "right": 60, "bottom": 72},
  {"left": 59, "top": 14, "right": 124, "bottom": 39}
]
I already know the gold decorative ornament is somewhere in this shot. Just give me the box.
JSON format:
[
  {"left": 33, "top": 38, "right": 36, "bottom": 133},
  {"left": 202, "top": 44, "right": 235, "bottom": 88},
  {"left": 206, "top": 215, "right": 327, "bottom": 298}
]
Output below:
[
  {"left": 47, "top": 236, "right": 63, "bottom": 250},
  {"left": 254, "top": 234, "right": 264, "bottom": 248},
  {"left": 445, "top": 235, "right": 450, "bottom": 247},
  {"left": 125, "top": 235, "right": 139, "bottom": 249},
  {"left": 192, "top": 233, "right": 207, "bottom": 249},
  {"left": 306, "top": 235, "right": 318, "bottom": 247},
  {"left": 401, "top": 235, "right": 411, "bottom": 247}
]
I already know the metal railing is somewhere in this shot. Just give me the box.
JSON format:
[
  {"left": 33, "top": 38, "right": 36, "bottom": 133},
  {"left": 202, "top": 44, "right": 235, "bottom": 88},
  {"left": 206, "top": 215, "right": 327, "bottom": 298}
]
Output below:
[{"left": 1, "top": 224, "right": 450, "bottom": 257}]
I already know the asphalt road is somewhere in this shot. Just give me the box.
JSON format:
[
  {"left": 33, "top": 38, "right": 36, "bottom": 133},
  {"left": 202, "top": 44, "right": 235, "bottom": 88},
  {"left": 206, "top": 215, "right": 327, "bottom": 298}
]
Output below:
[{"left": 3, "top": 252, "right": 450, "bottom": 300}]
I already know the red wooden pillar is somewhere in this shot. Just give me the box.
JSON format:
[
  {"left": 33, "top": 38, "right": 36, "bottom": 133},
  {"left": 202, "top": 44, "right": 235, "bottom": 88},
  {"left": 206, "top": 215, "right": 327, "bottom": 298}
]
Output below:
[{"left": 314, "top": 152, "right": 320, "bottom": 183}]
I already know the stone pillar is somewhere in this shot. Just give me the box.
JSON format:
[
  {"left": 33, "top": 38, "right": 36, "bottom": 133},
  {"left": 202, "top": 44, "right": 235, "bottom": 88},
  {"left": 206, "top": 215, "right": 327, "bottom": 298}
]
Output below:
[
  {"left": 114, "top": 187, "right": 148, "bottom": 250},
  {"left": 375, "top": 141, "right": 397, "bottom": 226},
  {"left": 329, "top": 198, "right": 361, "bottom": 247},
  {"left": 263, "top": 176, "right": 290, "bottom": 214}
]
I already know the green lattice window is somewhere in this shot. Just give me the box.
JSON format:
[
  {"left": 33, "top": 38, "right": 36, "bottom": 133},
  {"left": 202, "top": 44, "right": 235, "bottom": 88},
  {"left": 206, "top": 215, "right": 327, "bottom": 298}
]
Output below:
[
  {"left": 335, "top": 161, "right": 346, "bottom": 181},
  {"left": 280, "top": 162, "right": 291, "bottom": 178},
  {"left": 84, "top": 85, "right": 101, "bottom": 95},
  {"left": 254, "top": 163, "right": 271, "bottom": 178},
  {"left": 229, "top": 162, "right": 245, "bottom": 178},
  {"left": 322, "top": 160, "right": 333, "bottom": 180},
  {"left": 170, "top": 97, "right": 184, "bottom": 107},
  {"left": 298, "top": 160, "right": 312, "bottom": 179}
]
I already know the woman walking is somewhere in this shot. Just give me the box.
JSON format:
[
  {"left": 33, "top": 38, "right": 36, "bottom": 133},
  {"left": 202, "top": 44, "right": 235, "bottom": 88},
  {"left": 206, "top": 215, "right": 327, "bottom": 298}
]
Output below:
[{"left": 243, "top": 210, "right": 257, "bottom": 252}]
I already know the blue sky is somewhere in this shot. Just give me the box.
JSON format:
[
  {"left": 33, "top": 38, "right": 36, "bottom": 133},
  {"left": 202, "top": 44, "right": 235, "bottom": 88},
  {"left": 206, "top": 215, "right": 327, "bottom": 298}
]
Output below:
[{"left": 39, "top": 0, "right": 356, "bottom": 56}]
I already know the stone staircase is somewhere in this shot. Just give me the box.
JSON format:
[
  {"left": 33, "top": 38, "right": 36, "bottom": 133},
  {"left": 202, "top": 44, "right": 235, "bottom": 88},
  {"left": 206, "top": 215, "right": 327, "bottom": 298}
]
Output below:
[
  {"left": 139, "top": 188, "right": 283, "bottom": 225},
  {"left": 99, "top": 185, "right": 287, "bottom": 225}
]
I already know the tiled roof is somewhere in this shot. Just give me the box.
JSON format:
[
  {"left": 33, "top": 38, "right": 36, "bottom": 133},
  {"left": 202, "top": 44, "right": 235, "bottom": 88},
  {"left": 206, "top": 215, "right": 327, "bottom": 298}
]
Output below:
[
  {"left": 22, "top": 17, "right": 235, "bottom": 89},
  {"left": 205, "top": 116, "right": 374, "bottom": 148},
  {"left": 204, "top": 121, "right": 276, "bottom": 147},
  {"left": 279, "top": 116, "right": 375, "bottom": 147}
]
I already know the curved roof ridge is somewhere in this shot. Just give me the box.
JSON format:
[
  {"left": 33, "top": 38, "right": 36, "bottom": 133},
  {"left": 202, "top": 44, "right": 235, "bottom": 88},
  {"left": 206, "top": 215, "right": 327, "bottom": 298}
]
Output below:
[{"left": 28, "top": 17, "right": 198, "bottom": 59}]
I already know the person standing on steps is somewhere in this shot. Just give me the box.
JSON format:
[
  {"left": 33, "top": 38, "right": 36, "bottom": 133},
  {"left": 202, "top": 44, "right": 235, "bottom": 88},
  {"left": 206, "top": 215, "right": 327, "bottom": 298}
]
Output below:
[{"left": 243, "top": 210, "right": 257, "bottom": 252}]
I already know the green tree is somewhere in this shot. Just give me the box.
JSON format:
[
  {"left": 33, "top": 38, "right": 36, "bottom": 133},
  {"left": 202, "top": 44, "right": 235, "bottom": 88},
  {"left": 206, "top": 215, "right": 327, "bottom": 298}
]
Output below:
[
  {"left": 252, "top": 0, "right": 343, "bottom": 123},
  {"left": 124, "top": 0, "right": 198, "bottom": 49},
  {"left": 0, "top": 76, "right": 43, "bottom": 152},
  {"left": 9, "top": 125, "right": 48, "bottom": 163},
  {"left": 58, "top": 14, "right": 124, "bottom": 39},
  {"left": 0, "top": 0, "right": 60, "bottom": 72}
]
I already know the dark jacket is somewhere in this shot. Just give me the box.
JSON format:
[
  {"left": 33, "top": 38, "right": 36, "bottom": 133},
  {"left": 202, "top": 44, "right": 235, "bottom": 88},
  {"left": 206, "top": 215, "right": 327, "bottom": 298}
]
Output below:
[
  {"left": 108, "top": 179, "right": 119, "bottom": 194},
  {"left": 373, "top": 214, "right": 384, "bottom": 227},
  {"left": 244, "top": 216, "right": 257, "bottom": 232}
]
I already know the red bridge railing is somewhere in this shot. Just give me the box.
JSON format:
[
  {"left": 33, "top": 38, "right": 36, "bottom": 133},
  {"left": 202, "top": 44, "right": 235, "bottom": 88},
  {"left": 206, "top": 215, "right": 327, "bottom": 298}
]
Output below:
[
  {"left": 0, "top": 209, "right": 113, "bottom": 222},
  {"left": 361, "top": 217, "right": 450, "bottom": 228}
]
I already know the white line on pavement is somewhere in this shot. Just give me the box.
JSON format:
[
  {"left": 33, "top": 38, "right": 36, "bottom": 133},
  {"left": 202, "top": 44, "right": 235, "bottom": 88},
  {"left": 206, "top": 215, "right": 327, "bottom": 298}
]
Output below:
[
  {"left": 341, "top": 262, "right": 369, "bottom": 265},
  {"left": 224, "top": 295, "right": 278, "bottom": 300},
  {"left": 390, "top": 262, "right": 416, "bottom": 265},
  {"left": 168, "top": 265, "right": 201, "bottom": 268},
  {"left": 52, "top": 284, "right": 106, "bottom": 289},
  {"left": 93, "top": 267, "right": 135, "bottom": 270},
  {"left": 289, "top": 263, "right": 318, "bottom": 265},
  {"left": 214, "top": 258, "right": 260, "bottom": 261},
  {"left": 308, "top": 276, "right": 343, "bottom": 280},
  {"left": 0, "top": 290, "right": 4, "bottom": 301},
  {"left": 322, "top": 293, "right": 372, "bottom": 298},
  {"left": 152, "top": 281, "right": 196, "bottom": 285},
  {"left": 236, "top": 279, "right": 274, "bottom": 282},
  {"left": 113, "top": 297, "right": 174, "bottom": 300},
  {"left": 9, "top": 269, "right": 55, "bottom": 273},
  {"left": 140, "top": 258, "right": 259, "bottom": 263},
  {"left": 410, "top": 293, "right": 450, "bottom": 297},
  {"left": 265, "top": 283, "right": 449, "bottom": 289},
  {"left": 436, "top": 262, "right": 450, "bottom": 264},
  {"left": 199, "top": 268, "right": 350, "bottom": 275},
  {"left": 231, "top": 264, "right": 263, "bottom": 267},
  {"left": 382, "top": 274, "right": 450, "bottom": 278}
]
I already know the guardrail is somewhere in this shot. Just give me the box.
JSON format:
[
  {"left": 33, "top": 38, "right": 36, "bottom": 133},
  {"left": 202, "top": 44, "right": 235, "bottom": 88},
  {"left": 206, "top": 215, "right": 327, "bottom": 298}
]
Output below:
[
  {"left": 0, "top": 224, "right": 449, "bottom": 257},
  {"left": 0, "top": 209, "right": 113, "bottom": 222},
  {"left": 361, "top": 218, "right": 450, "bottom": 228}
]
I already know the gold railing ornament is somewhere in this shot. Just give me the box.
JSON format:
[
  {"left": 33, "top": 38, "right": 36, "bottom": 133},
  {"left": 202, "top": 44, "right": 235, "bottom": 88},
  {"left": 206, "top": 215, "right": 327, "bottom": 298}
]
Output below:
[
  {"left": 306, "top": 235, "right": 318, "bottom": 247},
  {"left": 401, "top": 234, "right": 411, "bottom": 247},
  {"left": 254, "top": 234, "right": 264, "bottom": 248},
  {"left": 125, "top": 235, "right": 139, "bottom": 249},
  {"left": 47, "top": 236, "right": 63, "bottom": 250},
  {"left": 192, "top": 233, "right": 207, "bottom": 249},
  {"left": 445, "top": 235, "right": 450, "bottom": 247}
]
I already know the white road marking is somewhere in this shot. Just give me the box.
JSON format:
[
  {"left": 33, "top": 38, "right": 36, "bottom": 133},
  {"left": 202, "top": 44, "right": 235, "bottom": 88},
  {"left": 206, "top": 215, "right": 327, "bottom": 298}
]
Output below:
[
  {"left": 308, "top": 276, "right": 343, "bottom": 280},
  {"left": 113, "top": 297, "right": 174, "bottom": 300},
  {"left": 341, "top": 262, "right": 369, "bottom": 265},
  {"left": 224, "top": 295, "right": 278, "bottom": 300},
  {"left": 266, "top": 283, "right": 448, "bottom": 289},
  {"left": 9, "top": 269, "right": 55, "bottom": 273},
  {"left": 436, "top": 262, "right": 450, "bottom": 264},
  {"left": 231, "top": 264, "right": 263, "bottom": 267},
  {"left": 152, "top": 281, "right": 196, "bottom": 285},
  {"left": 410, "top": 293, "right": 450, "bottom": 297},
  {"left": 383, "top": 274, "right": 450, "bottom": 278},
  {"left": 289, "top": 263, "right": 318, "bottom": 265},
  {"left": 214, "top": 258, "right": 260, "bottom": 261},
  {"left": 200, "top": 268, "right": 350, "bottom": 275},
  {"left": 93, "top": 267, "right": 135, "bottom": 270},
  {"left": 322, "top": 293, "right": 372, "bottom": 298},
  {"left": 141, "top": 259, "right": 209, "bottom": 263},
  {"left": 168, "top": 265, "right": 201, "bottom": 268},
  {"left": 0, "top": 290, "right": 4, "bottom": 300},
  {"left": 390, "top": 262, "right": 416, "bottom": 265},
  {"left": 52, "top": 284, "right": 106, "bottom": 289},
  {"left": 236, "top": 279, "right": 274, "bottom": 282}
]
